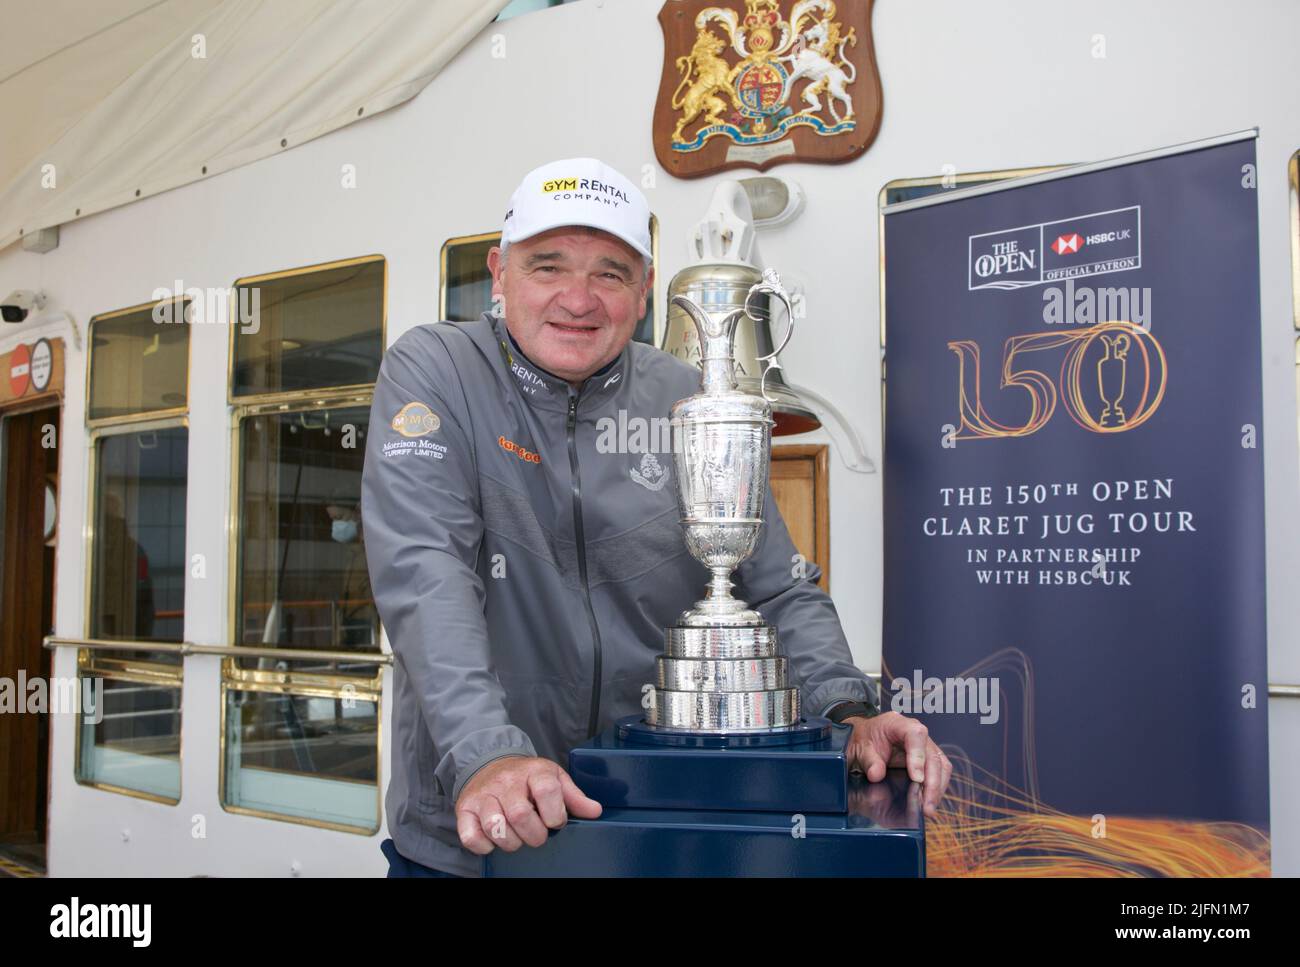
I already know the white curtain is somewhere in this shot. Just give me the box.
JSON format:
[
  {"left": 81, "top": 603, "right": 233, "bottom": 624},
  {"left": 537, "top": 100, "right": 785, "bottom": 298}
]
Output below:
[{"left": 0, "top": 0, "right": 509, "bottom": 250}]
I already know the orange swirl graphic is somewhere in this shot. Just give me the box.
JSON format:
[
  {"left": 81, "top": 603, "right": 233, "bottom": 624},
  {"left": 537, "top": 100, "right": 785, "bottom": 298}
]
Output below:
[
  {"left": 924, "top": 755, "right": 1270, "bottom": 877},
  {"left": 881, "top": 652, "right": 1270, "bottom": 876}
]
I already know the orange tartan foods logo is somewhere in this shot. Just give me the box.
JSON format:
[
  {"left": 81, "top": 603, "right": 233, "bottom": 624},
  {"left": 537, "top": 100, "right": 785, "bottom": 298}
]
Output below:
[{"left": 498, "top": 435, "right": 541, "bottom": 463}]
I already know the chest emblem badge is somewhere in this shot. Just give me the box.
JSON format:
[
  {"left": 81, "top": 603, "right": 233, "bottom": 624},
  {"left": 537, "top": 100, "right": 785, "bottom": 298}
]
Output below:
[{"left": 630, "top": 452, "right": 670, "bottom": 491}]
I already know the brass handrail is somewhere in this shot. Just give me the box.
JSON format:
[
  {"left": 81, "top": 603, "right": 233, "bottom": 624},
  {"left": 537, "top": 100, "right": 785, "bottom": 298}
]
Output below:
[
  {"left": 42, "top": 641, "right": 1293, "bottom": 693},
  {"left": 43, "top": 636, "right": 392, "bottom": 665},
  {"left": 44, "top": 636, "right": 186, "bottom": 654}
]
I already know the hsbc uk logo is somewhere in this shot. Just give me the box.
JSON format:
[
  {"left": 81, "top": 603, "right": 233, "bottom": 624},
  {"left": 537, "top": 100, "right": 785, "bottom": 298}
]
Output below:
[
  {"left": 1051, "top": 233, "right": 1082, "bottom": 255},
  {"left": 1051, "top": 225, "right": 1137, "bottom": 255},
  {"left": 970, "top": 206, "right": 1141, "bottom": 290}
]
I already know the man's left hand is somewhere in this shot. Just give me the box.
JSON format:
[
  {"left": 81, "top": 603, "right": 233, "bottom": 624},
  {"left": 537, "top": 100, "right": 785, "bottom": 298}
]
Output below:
[{"left": 843, "top": 711, "right": 952, "bottom": 820}]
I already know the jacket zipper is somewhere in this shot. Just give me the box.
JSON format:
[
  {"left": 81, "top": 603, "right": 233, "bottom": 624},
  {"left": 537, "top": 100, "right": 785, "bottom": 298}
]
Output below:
[{"left": 567, "top": 389, "right": 604, "bottom": 738}]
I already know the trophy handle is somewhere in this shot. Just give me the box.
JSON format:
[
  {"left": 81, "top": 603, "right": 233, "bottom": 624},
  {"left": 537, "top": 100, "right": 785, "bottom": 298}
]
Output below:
[{"left": 743, "top": 268, "right": 795, "bottom": 404}]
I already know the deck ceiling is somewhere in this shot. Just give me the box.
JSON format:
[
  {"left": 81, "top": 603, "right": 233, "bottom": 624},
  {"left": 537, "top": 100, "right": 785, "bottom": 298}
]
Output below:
[{"left": 0, "top": 0, "right": 508, "bottom": 252}]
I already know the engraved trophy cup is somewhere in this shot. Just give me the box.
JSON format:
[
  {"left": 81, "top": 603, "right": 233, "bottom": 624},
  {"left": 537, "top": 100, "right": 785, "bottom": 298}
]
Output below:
[{"left": 644, "top": 267, "right": 800, "bottom": 733}]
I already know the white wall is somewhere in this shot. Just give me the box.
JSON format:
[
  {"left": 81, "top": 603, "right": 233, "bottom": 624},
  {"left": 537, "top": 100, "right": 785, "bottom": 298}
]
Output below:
[{"left": 0, "top": 0, "right": 1294, "bottom": 875}]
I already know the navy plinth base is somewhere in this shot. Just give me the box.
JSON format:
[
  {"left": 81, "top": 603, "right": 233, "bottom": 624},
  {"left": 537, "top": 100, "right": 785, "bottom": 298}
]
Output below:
[
  {"left": 483, "top": 807, "right": 925, "bottom": 877},
  {"left": 570, "top": 714, "right": 849, "bottom": 813},
  {"left": 483, "top": 715, "right": 927, "bottom": 877}
]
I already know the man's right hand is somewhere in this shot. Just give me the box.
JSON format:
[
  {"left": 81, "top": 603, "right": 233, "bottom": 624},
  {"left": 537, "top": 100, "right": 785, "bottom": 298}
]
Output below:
[{"left": 455, "top": 755, "right": 602, "bottom": 854}]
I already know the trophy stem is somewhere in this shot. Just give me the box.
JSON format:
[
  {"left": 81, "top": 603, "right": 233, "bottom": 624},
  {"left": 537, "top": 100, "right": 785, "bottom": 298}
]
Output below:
[{"left": 707, "top": 567, "right": 734, "bottom": 603}]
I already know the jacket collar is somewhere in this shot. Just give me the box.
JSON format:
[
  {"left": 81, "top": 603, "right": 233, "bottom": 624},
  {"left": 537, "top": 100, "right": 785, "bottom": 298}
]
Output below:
[{"left": 487, "top": 313, "right": 632, "bottom": 412}]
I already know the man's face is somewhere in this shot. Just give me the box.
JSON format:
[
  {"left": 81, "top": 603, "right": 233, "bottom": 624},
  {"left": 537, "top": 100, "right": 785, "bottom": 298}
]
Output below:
[{"left": 487, "top": 227, "right": 653, "bottom": 385}]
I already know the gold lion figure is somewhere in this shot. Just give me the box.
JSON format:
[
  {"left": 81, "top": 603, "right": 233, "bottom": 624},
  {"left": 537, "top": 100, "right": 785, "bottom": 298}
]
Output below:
[{"left": 671, "top": 31, "right": 741, "bottom": 142}]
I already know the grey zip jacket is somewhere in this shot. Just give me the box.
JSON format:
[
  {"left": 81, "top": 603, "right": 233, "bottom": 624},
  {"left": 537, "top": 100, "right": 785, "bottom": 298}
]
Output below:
[{"left": 362, "top": 311, "right": 879, "bottom": 876}]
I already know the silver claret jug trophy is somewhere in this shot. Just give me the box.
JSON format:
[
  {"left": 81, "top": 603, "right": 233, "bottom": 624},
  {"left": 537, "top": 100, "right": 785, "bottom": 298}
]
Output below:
[{"left": 646, "top": 267, "right": 800, "bottom": 734}]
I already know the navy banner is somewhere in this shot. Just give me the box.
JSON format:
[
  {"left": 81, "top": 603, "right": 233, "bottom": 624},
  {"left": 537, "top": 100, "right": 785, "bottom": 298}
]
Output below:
[{"left": 882, "top": 134, "right": 1270, "bottom": 876}]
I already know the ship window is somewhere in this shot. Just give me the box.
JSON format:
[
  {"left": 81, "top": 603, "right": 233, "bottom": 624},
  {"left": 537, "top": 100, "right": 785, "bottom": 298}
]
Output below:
[
  {"left": 89, "top": 426, "right": 189, "bottom": 653},
  {"left": 77, "top": 668, "right": 183, "bottom": 803},
  {"left": 1290, "top": 150, "right": 1300, "bottom": 331},
  {"left": 230, "top": 255, "right": 384, "bottom": 399},
  {"left": 78, "top": 298, "right": 191, "bottom": 804},
  {"left": 440, "top": 216, "right": 661, "bottom": 345},
  {"left": 88, "top": 298, "right": 189, "bottom": 423},
  {"left": 234, "top": 405, "right": 376, "bottom": 658},
  {"left": 222, "top": 674, "right": 380, "bottom": 834},
  {"left": 224, "top": 255, "right": 385, "bottom": 831},
  {"left": 1291, "top": 151, "right": 1300, "bottom": 460},
  {"left": 439, "top": 231, "right": 497, "bottom": 324}
]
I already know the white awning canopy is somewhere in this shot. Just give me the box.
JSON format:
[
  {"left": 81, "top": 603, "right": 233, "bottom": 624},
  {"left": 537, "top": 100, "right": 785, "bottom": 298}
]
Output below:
[{"left": 0, "top": 0, "right": 508, "bottom": 251}]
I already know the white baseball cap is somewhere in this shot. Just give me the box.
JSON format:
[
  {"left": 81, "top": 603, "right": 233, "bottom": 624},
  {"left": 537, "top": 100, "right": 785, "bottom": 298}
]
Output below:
[{"left": 501, "top": 157, "right": 652, "bottom": 259}]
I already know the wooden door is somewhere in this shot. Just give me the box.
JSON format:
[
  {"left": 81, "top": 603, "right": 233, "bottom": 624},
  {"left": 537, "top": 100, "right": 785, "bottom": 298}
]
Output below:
[
  {"left": 0, "top": 406, "right": 59, "bottom": 846},
  {"left": 770, "top": 444, "right": 830, "bottom": 592}
]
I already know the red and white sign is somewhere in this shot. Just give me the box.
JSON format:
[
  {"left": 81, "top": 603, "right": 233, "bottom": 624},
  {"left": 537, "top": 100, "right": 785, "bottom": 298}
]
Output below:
[{"left": 8, "top": 342, "right": 30, "bottom": 396}]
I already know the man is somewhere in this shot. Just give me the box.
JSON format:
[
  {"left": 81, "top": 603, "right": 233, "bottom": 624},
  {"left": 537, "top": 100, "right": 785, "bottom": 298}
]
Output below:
[
  {"left": 362, "top": 157, "right": 951, "bottom": 877},
  {"left": 323, "top": 493, "right": 376, "bottom": 649}
]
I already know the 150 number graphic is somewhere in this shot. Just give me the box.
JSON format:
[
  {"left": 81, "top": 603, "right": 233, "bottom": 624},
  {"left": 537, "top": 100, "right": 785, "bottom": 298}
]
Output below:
[{"left": 948, "top": 321, "right": 1167, "bottom": 439}]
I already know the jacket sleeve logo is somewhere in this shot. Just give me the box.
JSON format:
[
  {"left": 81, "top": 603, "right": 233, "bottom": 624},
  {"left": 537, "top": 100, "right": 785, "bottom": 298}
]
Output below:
[{"left": 392, "top": 401, "right": 441, "bottom": 437}]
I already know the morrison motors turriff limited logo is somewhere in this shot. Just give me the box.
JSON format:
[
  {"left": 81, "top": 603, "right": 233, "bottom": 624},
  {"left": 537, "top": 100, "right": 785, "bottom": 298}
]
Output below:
[
  {"left": 968, "top": 206, "right": 1141, "bottom": 290},
  {"left": 391, "top": 401, "right": 440, "bottom": 437}
]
